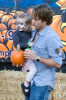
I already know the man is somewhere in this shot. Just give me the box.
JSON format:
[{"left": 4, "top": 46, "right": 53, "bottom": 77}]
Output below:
[{"left": 23, "top": 4, "right": 63, "bottom": 100}]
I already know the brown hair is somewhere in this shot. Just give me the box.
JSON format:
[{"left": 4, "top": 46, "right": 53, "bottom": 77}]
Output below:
[
  {"left": 17, "top": 13, "right": 32, "bottom": 32},
  {"left": 32, "top": 4, "right": 54, "bottom": 25}
]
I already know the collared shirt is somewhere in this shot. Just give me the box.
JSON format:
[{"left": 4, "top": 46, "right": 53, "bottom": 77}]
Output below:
[{"left": 30, "top": 25, "right": 63, "bottom": 89}]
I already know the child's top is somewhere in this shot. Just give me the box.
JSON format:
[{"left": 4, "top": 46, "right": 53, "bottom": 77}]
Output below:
[{"left": 13, "top": 30, "right": 32, "bottom": 51}]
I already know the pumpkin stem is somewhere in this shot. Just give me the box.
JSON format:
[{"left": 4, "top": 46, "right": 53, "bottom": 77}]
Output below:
[{"left": 17, "top": 44, "right": 21, "bottom": 52}]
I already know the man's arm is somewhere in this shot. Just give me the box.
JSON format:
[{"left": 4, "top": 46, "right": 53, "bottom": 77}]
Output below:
[
  {"left": 24, "top": 50, "right": 61, "bottom": 69},
  {"left": 38, "top": 56, "right": 61, "bottom": 68}
]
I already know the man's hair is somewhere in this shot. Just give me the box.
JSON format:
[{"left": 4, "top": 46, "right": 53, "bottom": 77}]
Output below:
[
  {"left": 32, "top": 4, "right": 54, "bottom": 25},
  {"left": 17, "top": 13, "right": 32, "bottom": 32}
]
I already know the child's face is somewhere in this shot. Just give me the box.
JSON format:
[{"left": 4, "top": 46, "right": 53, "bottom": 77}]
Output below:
[{"left": 16, "top": 18, "right": 26, "bottom": 31}]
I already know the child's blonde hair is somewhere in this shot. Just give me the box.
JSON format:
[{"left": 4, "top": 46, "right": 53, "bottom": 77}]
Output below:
[{"left": 17, "top": 13, "right": 32, "bottom": 32}]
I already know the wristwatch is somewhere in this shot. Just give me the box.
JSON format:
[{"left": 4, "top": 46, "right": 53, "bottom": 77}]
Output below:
[{"left": 36, "top": 56, "right": 40, "bottom": 62}]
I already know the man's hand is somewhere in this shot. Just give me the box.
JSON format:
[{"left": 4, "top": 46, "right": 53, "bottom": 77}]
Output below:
[{"left": 24, "top": 50, "right": 37, "bottom": 60}]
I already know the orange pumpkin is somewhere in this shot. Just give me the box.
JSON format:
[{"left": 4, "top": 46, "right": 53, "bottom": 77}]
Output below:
[
  {"left": 11, "top": 24, "right": 16, "bottom": 30},
  {"left": 0, "top": 30, "right": 7, "bottom": 43},
  {"left": 10, "top": 44, "right": 25, "bottom": 66},
  {"left": 0, "top": 23, "right": 7, "bottom": 31},
  {"left": 56, "top": 0, "right": 66, "bottom": 10},
  {"left": 0, "top": 11, "right": 4, "bottom": 13},
  {"left": 16, "top": 11, "right": 24, "bottom": 15},
  {"left": 9, "top": 12, "right": 17, "bottom": 18},
  {"left": 8, "top": 19, "right": 16, "bottom": 27},
  {"left": 0, "top": 13, "right": 4, "bottom": 19},
  {"left": 1, "top": 15, "right": 13, "bottom": 23},
  {"left": 6, "top": 30, "right": 16, "bottom": 50},
  {"left": 8, "top": 19, "right": 17, "bottom": 30},
  {"left": 11, "top": 10, "right": 16, "bottom": 13},
  {"left": 0, "top": 43, "right": 8, "bottom": 59},
  {"left": 0, "top": 10, "right": 7, "bottom": 14}
]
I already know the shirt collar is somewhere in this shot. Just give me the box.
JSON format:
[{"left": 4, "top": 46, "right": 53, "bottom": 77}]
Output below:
[{"left": 39, "top": 25, "right": 50, "bottom": 36}]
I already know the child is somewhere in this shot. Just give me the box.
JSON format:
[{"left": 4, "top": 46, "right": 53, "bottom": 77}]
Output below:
[
  {"left": 13, "top": 13, "right": 32, "bottom": 51},
  {"left": 12, "top": 13, "right": 37, "bottom": 96}
]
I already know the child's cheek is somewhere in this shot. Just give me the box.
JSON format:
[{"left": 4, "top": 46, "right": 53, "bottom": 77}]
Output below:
[
  {"left": 21, "top": 25, "right": 26, "bottom": 31},
  {"left": 21, "top": 26, "right": 25, "bottom": 30}
]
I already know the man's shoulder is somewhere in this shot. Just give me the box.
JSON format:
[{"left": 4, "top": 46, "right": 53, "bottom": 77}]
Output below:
[
  {"left": 32, "top": 29, "right": 37, "bottom": 32},
  {"left": 31, "top": 29, "right": 37, "bottom": 35},
  {"left": 47, "top": 26, "right": 59, "bottom": 38}
]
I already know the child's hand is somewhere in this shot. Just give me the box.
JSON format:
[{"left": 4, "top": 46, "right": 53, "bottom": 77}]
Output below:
[
  {"left": 29, "top": 42, "right": 34, "bottom": 47},
  {"left": 12, "top": 63, "right": 22, "bottom": 67}
]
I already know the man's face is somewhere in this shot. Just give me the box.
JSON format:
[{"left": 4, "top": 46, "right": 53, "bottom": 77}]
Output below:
[
  {"left": 16, "top": 18, "right": 26, "bottom": 31},
  {"left": 32, "top": 16, "right": 47, "bottom": 32}
]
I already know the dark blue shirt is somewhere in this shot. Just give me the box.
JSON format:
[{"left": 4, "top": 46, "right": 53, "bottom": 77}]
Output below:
[{"left": 12, "top": 30, "right": 31, "bottom": 50}]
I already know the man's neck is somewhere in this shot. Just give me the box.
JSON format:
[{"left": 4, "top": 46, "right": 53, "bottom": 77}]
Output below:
[{"left": 37, "top": 24, "right": 47, "bottom": 33}]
